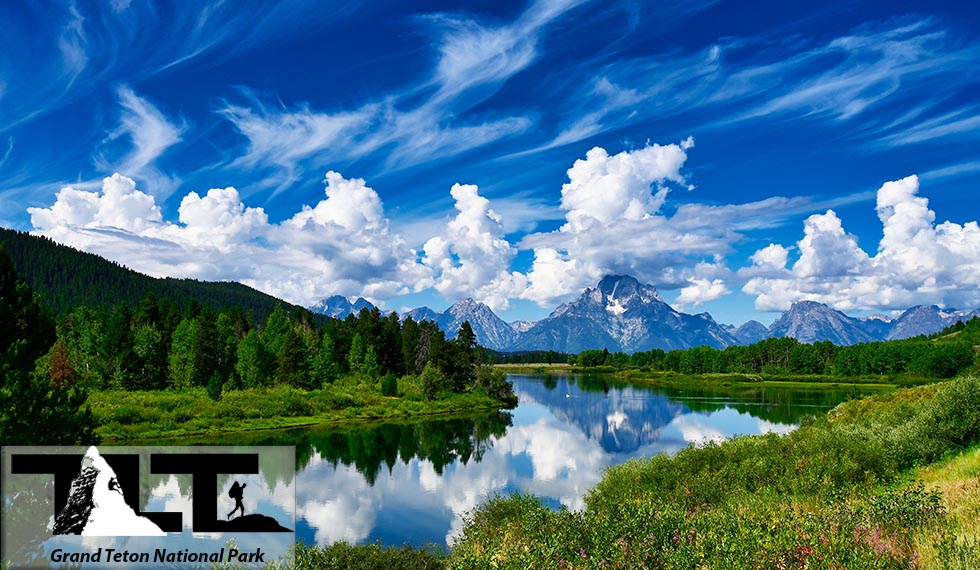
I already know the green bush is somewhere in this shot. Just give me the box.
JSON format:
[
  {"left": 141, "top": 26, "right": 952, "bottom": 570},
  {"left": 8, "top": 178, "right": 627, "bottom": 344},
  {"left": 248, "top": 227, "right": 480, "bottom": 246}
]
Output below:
[
  {"left": 295, "top": 541, "right": 444, "bottom": 570},
  {"left": 380, "top": 373, "right": 398, "bottom": 397}
]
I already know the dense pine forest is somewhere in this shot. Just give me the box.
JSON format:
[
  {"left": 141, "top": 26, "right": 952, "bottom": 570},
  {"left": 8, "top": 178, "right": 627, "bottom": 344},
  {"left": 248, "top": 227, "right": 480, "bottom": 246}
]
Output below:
[{"left": 57, "top": 293, "right": 500, "bottom": 398}]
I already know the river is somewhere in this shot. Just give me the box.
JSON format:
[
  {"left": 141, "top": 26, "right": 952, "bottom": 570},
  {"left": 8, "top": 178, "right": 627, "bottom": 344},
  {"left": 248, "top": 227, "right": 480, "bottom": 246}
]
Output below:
[{"left": 280, "top": 373, "right": 878, "bottom": 548}]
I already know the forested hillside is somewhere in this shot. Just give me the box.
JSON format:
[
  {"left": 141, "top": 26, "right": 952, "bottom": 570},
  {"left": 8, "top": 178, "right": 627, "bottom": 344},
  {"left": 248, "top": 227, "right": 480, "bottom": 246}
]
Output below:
[{"left": 0, "top": 228, "right": 313, "bottom": 323}]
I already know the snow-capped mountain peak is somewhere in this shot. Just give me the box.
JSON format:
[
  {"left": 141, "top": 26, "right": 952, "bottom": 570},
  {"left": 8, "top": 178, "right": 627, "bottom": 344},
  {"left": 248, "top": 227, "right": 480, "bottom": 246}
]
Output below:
[
  {"left": 310, "top": 295, "right": 375, "bottom": 318},
  {"left": 514, "top": 275, "right": 736, "bottom": 353}
]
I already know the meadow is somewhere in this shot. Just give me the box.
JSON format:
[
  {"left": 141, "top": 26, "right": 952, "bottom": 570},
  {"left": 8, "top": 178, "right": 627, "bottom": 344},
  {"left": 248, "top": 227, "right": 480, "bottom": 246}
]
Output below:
[{"left": 88, "top": 372, "right": 510, "bottom": 441}]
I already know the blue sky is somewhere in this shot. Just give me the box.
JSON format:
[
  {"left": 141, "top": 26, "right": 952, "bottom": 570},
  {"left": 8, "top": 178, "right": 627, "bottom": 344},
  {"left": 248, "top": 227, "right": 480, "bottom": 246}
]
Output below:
[{"left": 2, "top": 0, "right": 979, "bottom": 326}]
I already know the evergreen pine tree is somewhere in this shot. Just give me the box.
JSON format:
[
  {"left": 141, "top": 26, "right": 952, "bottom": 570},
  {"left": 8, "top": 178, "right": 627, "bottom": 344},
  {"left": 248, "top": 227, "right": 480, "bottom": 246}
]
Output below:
[{"left": 0, "top": 243, "right": 97, "bottom": 444}]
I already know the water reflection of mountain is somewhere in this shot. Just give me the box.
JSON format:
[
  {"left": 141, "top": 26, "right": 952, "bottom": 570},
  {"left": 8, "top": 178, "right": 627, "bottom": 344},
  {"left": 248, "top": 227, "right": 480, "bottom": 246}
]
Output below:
[
  {"left": 511, "top": 375, "right": 876, "bottom": 451},
  {"left": 513, "top": 375, "right": 688, "bottom": 453}
]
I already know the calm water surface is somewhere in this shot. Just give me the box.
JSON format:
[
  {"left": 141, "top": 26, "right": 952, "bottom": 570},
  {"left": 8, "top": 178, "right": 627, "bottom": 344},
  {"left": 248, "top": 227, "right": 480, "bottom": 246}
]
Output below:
[{"left": 277, "top": 374, "right": 879, "bottom": 547}]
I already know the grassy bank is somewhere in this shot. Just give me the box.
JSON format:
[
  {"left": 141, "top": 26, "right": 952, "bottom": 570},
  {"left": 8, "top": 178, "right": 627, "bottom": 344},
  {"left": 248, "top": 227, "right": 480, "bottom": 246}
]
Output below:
[
  {"left": 494, "top": 363, "right": 578, "bottom": 374},
  {"left": 449, "top": 375, "right": 980, "bottom": 569},
  {"left": 497, "top": 364, "right": 921, "bottom": 388},
  {"left": 88, "top": 373, "right": 511, "bottom": 441},
  {"left": 619, "top": 369, "right": 904, "bottom": 388}
]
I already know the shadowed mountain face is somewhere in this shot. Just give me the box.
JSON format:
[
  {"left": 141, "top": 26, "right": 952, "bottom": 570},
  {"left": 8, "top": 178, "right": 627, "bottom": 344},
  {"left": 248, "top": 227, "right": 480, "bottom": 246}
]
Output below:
[
  {"left": 403, "top": 298, "right": 518, "bottom": 351},
  {"left": 307, "top": 277, "right": 980, "bottom": 353},
  {"left": 725, "top": 320, "right": 768, "bottom": 345},
  {"left": 514, "top": 275, "right": 738, "bottom": 353},
  {"left": 767, "top": 301, "right": 878, "bottom": 346},
  {"left": 765, "top": 302, "right": 980, "bottom": 344},
  {"left": 886, "top": 305, "right": 980, "bottom": 340}
]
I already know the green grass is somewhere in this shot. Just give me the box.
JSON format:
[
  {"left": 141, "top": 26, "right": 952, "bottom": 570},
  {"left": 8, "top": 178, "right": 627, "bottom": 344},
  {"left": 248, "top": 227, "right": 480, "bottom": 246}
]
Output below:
[
  {"left": 449, "top": 375, "right": 980, "bottom": 569},
  {"left": 294, "top": 542, "right": 446, "bottom": 570},
  {"left": 619, "top": 368, "right": 919, "bottom": 388},
  {"left": 88, "top": 374, "right": 512, "bottom": 441}
]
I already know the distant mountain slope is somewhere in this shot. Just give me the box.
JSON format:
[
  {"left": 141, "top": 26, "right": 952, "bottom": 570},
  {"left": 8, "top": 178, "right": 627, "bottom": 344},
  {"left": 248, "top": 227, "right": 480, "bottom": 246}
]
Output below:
[
  {"left": 513, "top": 275, "right": 737, "bottom": 353},
  {"left": 0, "top": 228, "right": 316, "bottom": 323},
  {"left": 726, "top": 320, "right": 768, "bottom": 345},
  {"left": 767, "top": 301, "right": 877, "bottom": 346},
  {"left": 398, "top": 298, "right": 517, "bottom": 351},
  {"left": 402, "top": 306, "right": 443, "bottom": 324},
  {"left": 886, "top": 305, "right": 980, "bottom": 340},
  {"left": 439, "top": 298, "right": 518, "bottom": 350},
  {"left": 859, "top": 314, "right": 894, "bottom": 340},
  {"left": 309, "top": 295, "right": 375, "bottom": 318}
]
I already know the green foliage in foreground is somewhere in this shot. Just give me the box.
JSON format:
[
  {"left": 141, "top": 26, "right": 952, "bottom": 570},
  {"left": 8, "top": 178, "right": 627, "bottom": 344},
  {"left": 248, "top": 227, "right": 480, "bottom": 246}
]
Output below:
[
  {"left": 449, "top": 376, "right": 980, "bottom": 569},
  {"left": 294, "top": 542, "right": 445, "bottom": 570}
]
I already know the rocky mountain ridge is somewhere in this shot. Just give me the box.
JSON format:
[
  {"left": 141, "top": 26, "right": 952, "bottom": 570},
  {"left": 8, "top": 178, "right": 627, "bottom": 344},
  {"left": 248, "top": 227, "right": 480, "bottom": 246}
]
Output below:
[{"left": 310, "top": 277, "right": 980, "bottom": 352}]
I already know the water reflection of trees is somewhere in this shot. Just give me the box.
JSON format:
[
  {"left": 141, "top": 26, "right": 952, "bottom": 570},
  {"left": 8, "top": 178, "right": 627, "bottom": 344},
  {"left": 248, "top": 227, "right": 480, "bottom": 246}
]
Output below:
[
  {"left": 653, "top": 385, "right": 870, "bottom": 425},
  {"left": 158, "top": 412, "right": 514, "bottom": 484},
  {"left": 296, "top": 412, "right": 512, "bottom": 484}
]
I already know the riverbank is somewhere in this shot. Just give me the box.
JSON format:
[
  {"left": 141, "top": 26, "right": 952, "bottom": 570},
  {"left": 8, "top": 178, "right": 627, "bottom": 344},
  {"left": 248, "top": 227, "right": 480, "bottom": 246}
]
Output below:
[
  {"left": 497, "top": 363, "right": 916, "bottom": 389},
  {"left": 448, "top": 375, "right": 980, "bottom": 568},
  {"left": 618, "top": 369, "right": 903, "bottom": 389},
  {"left": 88, "top": 374, "right": 513, "bottom": 441}
]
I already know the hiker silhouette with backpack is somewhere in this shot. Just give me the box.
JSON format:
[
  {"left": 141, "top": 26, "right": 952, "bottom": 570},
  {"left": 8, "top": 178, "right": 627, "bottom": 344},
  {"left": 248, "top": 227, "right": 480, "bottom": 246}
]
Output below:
[{"left": 227, "top": 481, "right": 246, "bottom": 520}]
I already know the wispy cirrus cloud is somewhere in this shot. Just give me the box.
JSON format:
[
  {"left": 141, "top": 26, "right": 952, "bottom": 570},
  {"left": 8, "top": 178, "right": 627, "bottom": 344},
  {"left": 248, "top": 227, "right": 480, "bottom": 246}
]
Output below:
[
  {"left": 218, "top": 0, "right": 583, "bottom": 187},
  {"left": 0, "top": 1, "right": 363, "bottom": 132},
  {"left": 57, "top": 4, "right": 88, "bottom": 88},
  {"left": 220, "top": 96, "right": 532, "bottom": 189},
  {"left": 426, "top": 0, "right": 587, "bottom": 106},
  {"left": 94, "top": 86, "right": 186, "bottom": 199},
  {"left": 527, "top": 17, "right": 980, "bottom": 153},
  {"left": 877, "top": 107, "right": 980, "bottom": 147}
]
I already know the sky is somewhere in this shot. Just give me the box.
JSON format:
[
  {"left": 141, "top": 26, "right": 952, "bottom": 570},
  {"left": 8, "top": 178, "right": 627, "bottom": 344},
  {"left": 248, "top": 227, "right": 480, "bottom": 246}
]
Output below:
[{"left": 1, "top": 0, "right": 979, "bottom": 326}]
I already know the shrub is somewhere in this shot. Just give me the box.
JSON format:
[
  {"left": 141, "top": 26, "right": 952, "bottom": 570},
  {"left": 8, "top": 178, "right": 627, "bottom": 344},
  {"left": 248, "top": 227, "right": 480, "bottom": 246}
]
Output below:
[
  {"left": 295, "top": 541, "right": 444, "bottom": 570},
  {"left": 420, "top": 363, "right": 445, "bottom": 401},
  {"left": 206, "top": 373, "right": 223, "bottom": 401},
  {"left": 380, "top": 373, "right": 398, "bottom": 397}
]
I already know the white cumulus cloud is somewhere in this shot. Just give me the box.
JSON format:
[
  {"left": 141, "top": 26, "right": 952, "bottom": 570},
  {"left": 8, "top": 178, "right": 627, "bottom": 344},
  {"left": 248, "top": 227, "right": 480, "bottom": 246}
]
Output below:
[
  {"left": 674, "top": 278, "right": 730, "bottom": 309},
  {"left": 422, "top": 183, "right": 525, "bottom": 310},
  {"left": 742, "top": 174, "right": 980, "bottom": 311},
  {"left": 27, "top": 171, "right": 430, "bottom": 307},
  {"left": 518, "top": 140, "right": 738, "bottom": 307}
]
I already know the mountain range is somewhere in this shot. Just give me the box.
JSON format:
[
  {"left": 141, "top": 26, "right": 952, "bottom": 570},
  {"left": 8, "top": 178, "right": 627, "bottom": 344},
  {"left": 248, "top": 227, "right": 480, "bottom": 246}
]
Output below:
[
  {"left": 7, "top": 227, "right": 970, "bottom": 353},
  {"left": 311, "top": 275, "right": 980, "bottom": 352}
]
